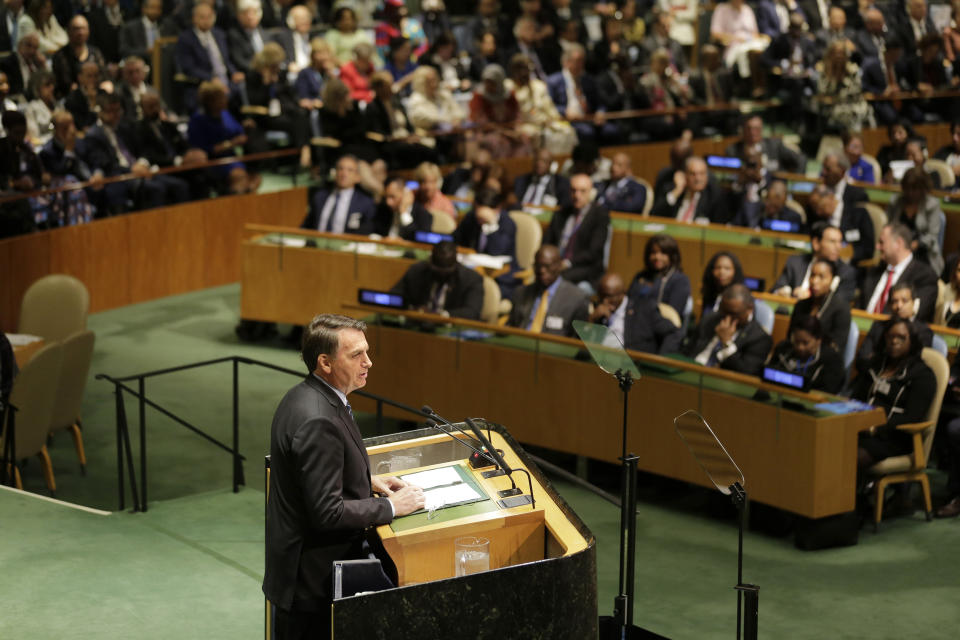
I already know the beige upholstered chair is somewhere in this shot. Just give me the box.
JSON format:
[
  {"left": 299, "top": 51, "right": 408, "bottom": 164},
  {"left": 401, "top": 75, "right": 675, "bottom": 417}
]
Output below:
[
  {"left": 867, "top": 347, "right": 949, "bottom": 527},
  {"left": 783, "top": 198, "right": 806, "bottom": 223},
  {"left": 861, "top": 154, "right": 882, "bottom": 184},
  {"left": 48, "top": 330, "right": 96, "bottom": 474},
  {"left": 860, "top": 202, "right": 888, "bottom": 265},
  {"left": 636, "top": 177, "right": 654, "bottom": 216},
  {"left": 924, "top": 159, "right": 955, "bottom": 189},
  {"left": 657, "top": 303, "right": 682, "bottom": 329},
  {"left": 2, "top": 343, "right": 63, "bottom": 493},
  {"left": 507, "top": 211, "right": 544, "bottom": 287},
  {"left": 428, "top": 209, "right": 457, "bottom": 235},
  {"left": 480, "top": 276, "right": 501, "bottom": 325},
  {"left": 18, "top": 275, "right": 90, "bottom": 343}
]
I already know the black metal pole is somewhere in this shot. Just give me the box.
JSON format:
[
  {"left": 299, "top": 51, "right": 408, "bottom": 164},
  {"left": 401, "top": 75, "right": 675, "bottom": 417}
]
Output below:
[
  {"left": 737, "top": 506, "right": 743, "bottom": 640},
  {"left": 115, "top": 383, "right": 124, "bottom": 511},
  {"left": 139, "top": 377, "right": 147, "bottom": 511},
  {"left": 624, "top": 454, "right": 638, "bottom": 629},
  {"left": 233, "top": 358, "right": 240, "bottom": 493},
  {"left": 117, "top": 388, "right": 141, "bottom": 512}
]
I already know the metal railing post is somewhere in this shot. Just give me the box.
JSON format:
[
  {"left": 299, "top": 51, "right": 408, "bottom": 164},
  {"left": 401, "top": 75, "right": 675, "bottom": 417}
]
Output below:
[
  {"left": 233, "top": 358, "right": 241, "bottom": 492},
  {"left": 139, "top": 377, "right": 147, "bottom": 510}
]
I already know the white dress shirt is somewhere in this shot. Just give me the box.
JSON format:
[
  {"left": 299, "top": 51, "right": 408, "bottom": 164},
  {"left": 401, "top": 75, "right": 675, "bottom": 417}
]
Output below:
[{"left": 866, "top": 253, "right": 913, "bottom": 312}]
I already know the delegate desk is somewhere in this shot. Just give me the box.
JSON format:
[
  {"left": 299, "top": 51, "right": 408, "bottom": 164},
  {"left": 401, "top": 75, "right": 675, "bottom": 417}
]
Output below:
[
  {"left": 240, "top": 222, "right": 812, "bottom": 325},
  {"left": 342, "top": 305, "right": 884, "bottom": 521},
  {"left": 265, "top": 424, "right": 598, "bottom": 639}
]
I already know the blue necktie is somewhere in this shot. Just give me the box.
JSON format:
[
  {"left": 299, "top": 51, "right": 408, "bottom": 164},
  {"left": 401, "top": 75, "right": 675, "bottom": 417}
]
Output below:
[
  {"left": 706, "top": 341, "right": 724, "bottom": 367},
  {"left": 324, "top": 192, "right": 341, "bottom": 231}
]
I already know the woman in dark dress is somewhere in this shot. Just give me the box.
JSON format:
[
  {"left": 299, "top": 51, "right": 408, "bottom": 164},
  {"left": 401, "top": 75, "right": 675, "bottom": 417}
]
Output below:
[
  {"left": 789, "top": 258, "right": 851, "bottom": 353},
  {"left": 853, "top": 318, "right": 936, "bottom": 470},
  {"left": 318, "top": 76, "right": 375, "bottom": 162},
  {"left": 627, "top": 233, "right": 691, "bottom": 319},
  {"left": 700, "top": 251, "right": 744, "bottom": 315},
  {"left": 767, "top": 315, "right": 846, "bottom": 394}
]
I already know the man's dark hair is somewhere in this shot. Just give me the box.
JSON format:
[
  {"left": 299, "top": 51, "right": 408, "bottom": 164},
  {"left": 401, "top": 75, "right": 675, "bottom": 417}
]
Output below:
[
  {"left": 809, "top": 220, "right": 839, "bottom": 242},
  {"left": 885, "top": 221, "right": 913, "bottom": 247},
  {"left": 97, "top": 92, "right": 124, "bottom": 111},
  {"left": 430, "top": 240, "right": 458, "bottom": 269},
  {"left": 721, "top": 283, "right": 754, "bottom": 307},
  {"left": 474, "top": 187, "right": 502, "bottom": 209},
  {"left": 890, "top": 280, "right": 915, "bottom": 298},
  {"left": 789, "top": 313, "right": 823, "bottom": 340},
  {"left": 301, "top": 314, "right": 366, "bottom": 373}
]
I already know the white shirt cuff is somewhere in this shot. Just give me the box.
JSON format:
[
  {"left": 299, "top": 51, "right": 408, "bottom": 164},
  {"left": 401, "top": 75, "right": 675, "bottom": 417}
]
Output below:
[
  {"left": 386, "top": 497, "right": 395, "bottom": 519},
  {"left": 715, "top": 342, "right": 738, "bottom": 363}
]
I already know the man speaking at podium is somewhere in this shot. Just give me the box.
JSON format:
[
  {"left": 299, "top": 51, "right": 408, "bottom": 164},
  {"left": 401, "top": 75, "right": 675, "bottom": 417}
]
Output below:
[{"left": 263, "top": 314, "right": 425, "bottom": 639}]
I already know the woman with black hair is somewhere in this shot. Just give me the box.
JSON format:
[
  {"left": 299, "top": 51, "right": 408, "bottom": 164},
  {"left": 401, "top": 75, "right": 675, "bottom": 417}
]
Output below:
[
  {"left": 789, "top": 258, "right": 851, "bottom": 353},
  {"left": 701, "top": 251, "right": 744, "bottom": 314},
  {"left": 767, "top": 315, "right": 846, "bottom": 394},
  {"left": 852, "top": 318, "right": 936, "bottom": 469},
  {"left": 627, "top": 234, "right": 691, "bottom": 318}
]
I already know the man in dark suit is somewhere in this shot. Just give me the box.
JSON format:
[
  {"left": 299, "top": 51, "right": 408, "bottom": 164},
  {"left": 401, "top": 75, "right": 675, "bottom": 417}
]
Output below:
[
  {"left": 467, "top": 0, "right": 515, "bottom": 56},
  {"left": 688, "top": 44, "right": 736, "bottom": 134},
  {"left": 513, "top": 148, "right": 570, "bottom": 209},
  {"left": 807, "top": 183, "right": 875, "bottom": 265},
  {"left": 263, "top": 314, "right": 424, "bottom": 640},
  {"left": 373, "top": 177, "right": 432, "bottom": 240},
  {"left": 760, "top": 14, "right": 817, "bottom": 103},
  {"left": 118, "top": 0, "right": 163, "bottom": 63},
  {"left": 772, "top": 222, "right": 858, "bottom": 300},
  {"left": 821, "top": 150, "right": 868, "bottom": 209},
  {"left": 543, "top": 172, "right": 610, "bottom": 289},
  {"left": 453, "top": 188, "right": 519, "bottom": 298},
  {"left": 52, "top": 15, "right": 108, "bottom": 98},
  {"left": 546, "top": 44, "right": 607, "bottom": 143},
  {"left": 640, "top": 8, "right": 688, "bottom": 73},
  {"left": 590, "top": 273, "right": 682, "bottom": 354},
  {"left": 731, "top": 177, "right": 804, "bottom": 232},
  {"left": 136, "top": 90, "right": 210, "bottom": 200},
  {"left": 814, "top": 6, "right": 856, "bottom": 52},
  {"left": 855, "top": 281, "right": 934, "bottom": 372},
  {"left": 798, "top": 0, "right": 830, "bottom": 32},
  {"left": 87, "top": 0, "right": 126, "bottom": 63},
  {"left": 651, "top": 156, "right": 728, "bottom": 224},
  {"left": 174, "top": 2, "right": 243, "bottom": 110},
  {"left": 595, "top": 152, "right": 647, "bottom": 214},
  {"left": 507, "top": 244, "right": 589, "bottom": 337},
  {"left": 853, "top": 7, "right": 889, "bottom": 61},
  {"left": 1, "top": 31, "right": 45, "bottom": 100},
  {"left": 690, "top": 284, "right": 773, "bottom": 376},
  {"left": 859, "top": 222, "right": 939, "bottom": 321},
  {"left": 724, "top": 114, "right": 807, "bottom": 174},
  {"left": 0, "top": 0, "right": 24, "bottom": 55},
  {"left": 899, "top": 0, "right": 936, "bottom": 53},
  {"left": 227, "top": 0, "right": 267, "bottom": 74},
  {"left": 389, "top": 241, "right": 484, "bottom": 320},
  {"left": 653, "top": 136, "right": 693, "bottom": 202},
  {"left": 301, "top": 155, "right": 378, "bottom": 235},
  {"left": 270, "top": 4, "right": 312, "bottom": 76},
  {"left": 441, "top": 147, "right": 495, "bottom": 200}
]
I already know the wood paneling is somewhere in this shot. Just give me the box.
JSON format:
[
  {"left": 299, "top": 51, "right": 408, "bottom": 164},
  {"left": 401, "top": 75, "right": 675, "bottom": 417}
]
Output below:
[{"left": 0, "top": 188, "right": 309, "bottom": 331}]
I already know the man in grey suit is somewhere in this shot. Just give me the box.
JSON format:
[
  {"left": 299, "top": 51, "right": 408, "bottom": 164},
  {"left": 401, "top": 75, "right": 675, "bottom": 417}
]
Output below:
[
  {"left": 724, "top": 114, "right": 806, "bottom": 174},
  {"left": 263, "top": 314, "right": 425, "bottom": 640},
  {"left": 508, "top": 245, "right": 589, "bottom": 337}
]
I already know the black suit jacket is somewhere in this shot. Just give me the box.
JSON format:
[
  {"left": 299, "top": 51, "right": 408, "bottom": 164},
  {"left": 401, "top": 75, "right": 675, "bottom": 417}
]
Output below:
[
  {"left": 724, "top": 138, "right": 806, "bottom": 173},
  {"left": 263, "top": 375, "right": 393, "bottom": 611},
  {"left": 0, "top": 54, "right": 28, "bottom": 99},
  {"left": 772, "top": 253, "right": 858, "bottom": 301},
  {"left": 135, "top": 117, "right": 189, "bottom": 167},
  {"left": 175, "top": 27, "right": 236, "bottom": 82},
  {"left": 543, "top": 202, "right": 610, "bottom": 286},
  {"left": 691, "top": 314, "right": 773, "bottom": 376},
  {"left": 792, "top": 292, "right": 852, "bottom": 353},
  {"left": 0, "top": 8, "right": 15, "bottom": 53},
  {"left": 855, "top": 318, "right": 934, "bottom": 373},
  {"left": 650, "top": 182, "right": 729, "bottom": 223},
  {"left": 507, "top": 278, "right": 589, "bottom": 337},
  {"left": 227, "top": 26, "right": 266, "bottom": 73},
  {"left": 39, "top": 138, "right": 93, "bottom": 180},
  {"left": 80, "top": 123, "right": 140, "bottom": 176},
  {"left": 513, "top": 172, "right": 571, "bottom": 208},
  {"left": 302, "top": 188, "right": 378, "bottom": 235},
  {"left": 836, "top": 203, "right": 875, "bottom": 264},
  {"left": 390, "top": 262, "right": 484, "bottom": 320},
  {"left": 623, "top": 296, "right": 683, "bottom": 355},
  {"left": 372, "top": 201, "right": 433, "bottom": 240},
  {"left": 118, "top": 17, "right": 156, "bottom": 62},
  {"left": 688, "top": 67, "right": 735, "bottom": 105},
  {"left": 859, "top": 257, "right": 940, "bottom": 321},
  {"left": 87, "top": 6, "right": 124, "bottom": 63}
]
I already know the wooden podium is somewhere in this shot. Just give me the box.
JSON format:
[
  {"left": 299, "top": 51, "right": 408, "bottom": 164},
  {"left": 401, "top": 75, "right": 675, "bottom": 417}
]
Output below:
[{"left": 265, "top": 422, "right": 598, "bottom": 639}]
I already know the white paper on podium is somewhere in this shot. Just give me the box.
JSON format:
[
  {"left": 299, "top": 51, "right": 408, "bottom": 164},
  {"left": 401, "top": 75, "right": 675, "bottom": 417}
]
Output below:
[
  {"left": 400, "top": 466, "right": 462, "bottom": 490},
  {"left": 423, "top": 483, "right": 482, "bottom": 511}
]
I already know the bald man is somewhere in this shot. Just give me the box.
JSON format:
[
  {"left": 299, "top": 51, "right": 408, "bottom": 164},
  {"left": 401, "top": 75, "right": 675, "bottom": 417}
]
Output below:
[
  {"left": 651, "top": 156, "right": 728, "bottom": 224},
  {"left": 52, "top": 14, "right": 107, "bottom": 98},
  {"left": 689, "top": 284, "right": 772, "bottom": 376},
  {"left": 507, "top": 245, "right": 589, "bottom": 337},
  {"left": 590, "top": 273, "right": 682, "bottom": 354},
  {"left": 595, "top": 153, "right": 647, "bottom": 214}
]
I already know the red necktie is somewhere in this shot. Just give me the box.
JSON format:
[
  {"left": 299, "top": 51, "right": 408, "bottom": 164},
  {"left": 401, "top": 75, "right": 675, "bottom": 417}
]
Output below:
[
  {"left": 873, "top": 267, "right": 895, "bottom": 313},
  {"left": 680, "top": 194, "right": 697, "bottom": 223}
]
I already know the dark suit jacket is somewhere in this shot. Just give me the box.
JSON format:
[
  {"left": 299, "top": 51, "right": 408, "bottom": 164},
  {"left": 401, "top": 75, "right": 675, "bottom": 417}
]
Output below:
[
  {"left": 119, "top": 17, "right": 158, "bottom": 62},
  {"left": 859, "top": 257, "right": 940, "bottom": 321},
  {"left": 0, "top": 8, "right": 16, "bottom": 53},
  {"left": 0, "top": 54, "right": 28, "bottom": 99},
  {"left": 623, "top": 296, "right": 683, "bottom": 355},
  {"left": 835, "top": 203, "right": 875, "bottom": 264},
  {"left": 898, "top": 15, "right": 936, "bottom": 53},
  {"left": 768, "top": 340, "right": 846, "bottom": 393},
  {"left": 507, "top": 278, "right": 589, "bottom": 337},
  {"left": 302, "top": 188, "right": 378, "bottom": 235},
  {"left": 79, "top": 123, "right": 140, "bottom": 177},
  {"left": 174, "top": 27, "right": 236, "bottom": 82},
  {"left": 513, "top": 172, "right": 571, "bottom": 208},
  {"left": 725, "top": 137, "right": 806, "bottom": 173},
  {"left": 855, "top": 318, "right": 934, "bottom": 373},
  {"left": 595, "top": 177, "right": 647, "bottom": 214},
  {"left": 39, "top": 138, "right": 93, "bottom": 180},
  {"left": 861, "top": 55, "right": 892, "bottom": 94},
  {"left": 731, "top": 202, "right": 804, "bottom": 231},
  {"left": 389, "top": 262, "right": 484, "bottom": 320},
  {"left": 263, "top": 375, "right": 393, "bottom": 611},
  {"left": 543, "top": 202, "right": 610, "bottom": 285},
  {"left": 135, "top": 117, "right": 189, "bottom": 167},
  {"left": 227, "top": 26, "right": 266, "bottom": 73},
  {"left": 0, "top": 137, "right": 44, "bottom": 188},
  {"left": 440, "top": 166, "right": 472, "bottom": 197},
  {"left": 853, "top": 29, "right": 887, "bottom": 61},
  {"left": 760, "top": 33, "right": 818, "bottom": 72},
  {"left": 627, "top": 268, "right": 692, "bottom": 319},
  {"left": 545, "top": 71, "right": 600, "bottom": 114},
  {"left": 87, "top": 6, "right": 124, "bottom": 63},
  {"left": 52, "top": 45, "right": 108, "bottom": 98},
  {"left": 772, "top": 253, "right": 858, "bottom": 301},
  {"left": 691, "top": 314, "right": 773, "bottom": 376},
  {"left": 792, "top": 292, "right": 852, "bottom": 353},
  {"left": 372, "top": 202, "right": 433, "bottom": 240},
  {"left": 270, "top": 29, "right": 309, "bottom": 70},
  {"left": 454, "top": 208, "right": 518, "bottom": 296},
  {"left": 650, "top": 182, "right": 729, "bottom": 223},
  {"left": 688, "top": 68, "right": 735, "bottom": 105}
]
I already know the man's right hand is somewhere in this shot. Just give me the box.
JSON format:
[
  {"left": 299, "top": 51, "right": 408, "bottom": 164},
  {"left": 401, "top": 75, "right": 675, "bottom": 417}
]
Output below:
[{"left": 388, "top": 485, "right": 425, "bottom": 517}]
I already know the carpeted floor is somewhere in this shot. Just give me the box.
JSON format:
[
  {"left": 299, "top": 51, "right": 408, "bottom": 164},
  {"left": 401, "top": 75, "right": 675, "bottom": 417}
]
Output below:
[{"left": 3, "top": 284, "right": 959, "bottom": 639}]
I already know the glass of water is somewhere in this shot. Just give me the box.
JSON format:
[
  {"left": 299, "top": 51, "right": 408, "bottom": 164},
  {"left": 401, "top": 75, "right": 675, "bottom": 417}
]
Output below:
[{"left": 454, "top": 536, "right": 490, "bottom": 577}]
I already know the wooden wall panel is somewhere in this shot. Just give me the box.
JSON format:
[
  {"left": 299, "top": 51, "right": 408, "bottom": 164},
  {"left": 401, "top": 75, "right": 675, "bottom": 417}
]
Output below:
[
  {"left": 3, "top": 231, "right": 51, "bottom": 331},
  {"left": 48, "top": 216, "right": 130, "bottom": 312}
]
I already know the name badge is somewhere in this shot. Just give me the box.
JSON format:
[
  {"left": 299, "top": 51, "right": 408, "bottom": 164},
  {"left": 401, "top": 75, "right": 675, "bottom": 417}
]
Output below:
[
  {"left": 874, "top": 379, "right": 891, "bottom": 396},
  {"left": 545, "top": 316, "right": 564, "bottom": 331},
  {"left": 347, "top": 212, "right": 362, "bottom": 229},
  {"left": 845, "top": 229, "right": 861, "bottom": 243},
  {"left": 542, "top": 194, "right": 558, "bottom": 208}
]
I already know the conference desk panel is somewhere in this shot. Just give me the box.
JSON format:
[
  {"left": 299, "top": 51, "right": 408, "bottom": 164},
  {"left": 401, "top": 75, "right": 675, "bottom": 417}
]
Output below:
[{"left": 355, "top": 322, "right": 883, "bottom": 520}]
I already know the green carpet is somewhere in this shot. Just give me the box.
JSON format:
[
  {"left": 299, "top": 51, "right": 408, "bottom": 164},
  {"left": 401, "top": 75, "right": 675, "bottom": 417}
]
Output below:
[{"left": 3, "top": 283, "right": 959, "bottom": 639}]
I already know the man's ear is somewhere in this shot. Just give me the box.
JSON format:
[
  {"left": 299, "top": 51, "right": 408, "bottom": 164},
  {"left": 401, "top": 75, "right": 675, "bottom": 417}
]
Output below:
[{"left": 316, "top": 352, "right": 332, "bottom": 374}]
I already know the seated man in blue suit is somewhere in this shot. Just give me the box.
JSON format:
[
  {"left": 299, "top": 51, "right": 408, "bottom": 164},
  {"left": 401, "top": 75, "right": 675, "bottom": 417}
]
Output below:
[
  {"left": 301, "top": 155, "right": 377, "bottom": 235},
  {"left": 595, "top": 152, "right": 647, "bottom": 214},
  {"left": 690, "top": 284, "right": 773, "bottom": 376},
  {"left": 453, "top": 188, "right": 519, "bottom": 298},
  {"left": 546, "top": 43, "right": 614, "bottom": 144},
  {"left": 731, "top": 178, "right": 803, "bottom": 231},
  {"left": 590, "top": 272, "right": 682, "bottom": 354},
  {"left": 174, "top": 2, "right": 244, "bottom": 112},
  {"left": 514, "top": 148, "right": 570, "bottom": 209}
]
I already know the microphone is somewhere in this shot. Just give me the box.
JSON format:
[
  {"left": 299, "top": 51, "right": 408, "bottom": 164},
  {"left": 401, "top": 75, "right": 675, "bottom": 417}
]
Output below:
[
  {"left": 466, "top": 417, "right": 535, "bottom": 508},
  {"left": 422, "top": 418, "right": 491, "bottom": 464},
  {"left": 422, "top": 405, "right": 499, "bottom": 468}
]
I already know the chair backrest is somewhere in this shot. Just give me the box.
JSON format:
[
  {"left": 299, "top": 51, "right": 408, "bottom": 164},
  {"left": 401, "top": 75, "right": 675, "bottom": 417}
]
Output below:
[
  {"left": 428, "top": 209, "right": 457, "bottom": 234},
  {"left": 754, "top": 299, "right": 774, "bottom": 334},
  {"left": 860, "top": 202, "right": 888, "bottom": 261},
  {"left": 480, "top": 275, "right": 501, "bottom": 325},
  {"left": 843, "top": 319, "right": 859, "bottom": 370},
  {"left": 18, "top": 274, "right": 90, "bottom": 343},
  {"left": 602, "top": 223, "right": 613, "bottom": 270},
  {"left": 636, "top": 177, "right": 654, "bottom": 216},
  {"left": 936, "top": 208, "right": 946, "bottom": 252},
  {"left": 4, "top": 343, "right": 63, "bottom": 460},
  {"left": 658, "top": 303, "right": 682, "bottom": 328},
  {"left": 861, "top": 154, "right": 882, "bottom": 184},
  {"left": 919, "top": 347, "right": 950, "bottom": 461},
  {"left": 815, "top": 135, "right": 844, "bottom": 164},
  {"left": 783, "top": 198, "right": 806, "bottom": 223},
  {"left": 49, "top": 330, "right": 96, "bottom": 434},
  {"left": 508, "top": 211, "right": 543, "bottom": 271},
  {"left": 925, "top": 159, "right": 955, "bottom": 189}
]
